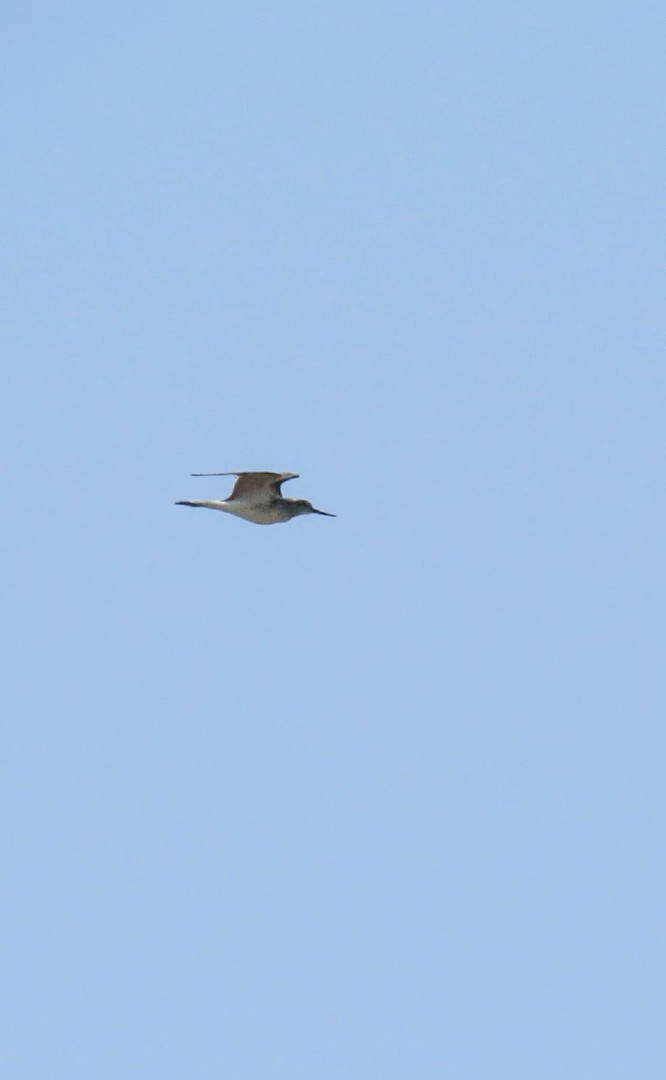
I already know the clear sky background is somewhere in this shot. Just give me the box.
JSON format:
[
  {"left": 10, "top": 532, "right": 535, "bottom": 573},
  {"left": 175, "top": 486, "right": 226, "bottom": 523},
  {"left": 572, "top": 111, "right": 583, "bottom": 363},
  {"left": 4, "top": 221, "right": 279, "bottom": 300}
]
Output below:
[{"left": 3, "top": 2, "right": 665, "bottom": 1077}]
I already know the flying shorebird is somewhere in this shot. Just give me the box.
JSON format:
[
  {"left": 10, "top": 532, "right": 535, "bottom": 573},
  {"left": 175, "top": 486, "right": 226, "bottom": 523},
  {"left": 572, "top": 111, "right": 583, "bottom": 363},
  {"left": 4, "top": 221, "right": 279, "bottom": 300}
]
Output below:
[{"left": 175, "top": 471, "right": 336, "bottom": 525}]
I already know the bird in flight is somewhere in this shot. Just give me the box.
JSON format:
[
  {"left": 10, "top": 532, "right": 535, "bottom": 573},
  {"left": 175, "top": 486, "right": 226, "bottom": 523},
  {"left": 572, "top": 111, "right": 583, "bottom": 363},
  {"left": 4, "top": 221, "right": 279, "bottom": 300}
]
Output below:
[{"left": 175, "top": 471, "right": 336, "bottom": 525}]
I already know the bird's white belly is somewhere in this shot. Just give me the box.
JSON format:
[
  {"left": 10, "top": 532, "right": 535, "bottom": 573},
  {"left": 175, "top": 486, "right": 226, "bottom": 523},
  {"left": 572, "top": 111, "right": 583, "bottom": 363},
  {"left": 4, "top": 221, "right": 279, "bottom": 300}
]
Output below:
[{"left": 220, "top": 500, "right": 287, "bottom": 525}]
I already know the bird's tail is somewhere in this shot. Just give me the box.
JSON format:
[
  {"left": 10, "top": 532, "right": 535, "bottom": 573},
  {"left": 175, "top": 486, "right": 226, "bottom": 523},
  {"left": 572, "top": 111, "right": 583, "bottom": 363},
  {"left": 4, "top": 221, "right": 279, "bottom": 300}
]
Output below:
[{"left": 175, "top": 500, "right": 227, "bottom": 511}]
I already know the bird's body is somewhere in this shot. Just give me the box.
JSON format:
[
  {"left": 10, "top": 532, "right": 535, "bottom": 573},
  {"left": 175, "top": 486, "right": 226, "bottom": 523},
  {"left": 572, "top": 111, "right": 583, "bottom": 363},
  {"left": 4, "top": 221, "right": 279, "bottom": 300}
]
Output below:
[{"left": 175, "top": 471, "right": 335, "bottom": 525}]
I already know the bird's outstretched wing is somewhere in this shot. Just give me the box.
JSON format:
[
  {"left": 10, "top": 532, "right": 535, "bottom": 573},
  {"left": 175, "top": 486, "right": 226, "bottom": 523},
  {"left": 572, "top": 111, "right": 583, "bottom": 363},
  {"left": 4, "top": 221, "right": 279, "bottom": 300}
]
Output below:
[{"left": 190, "top": 471, "right": 299, "bottom": 501}]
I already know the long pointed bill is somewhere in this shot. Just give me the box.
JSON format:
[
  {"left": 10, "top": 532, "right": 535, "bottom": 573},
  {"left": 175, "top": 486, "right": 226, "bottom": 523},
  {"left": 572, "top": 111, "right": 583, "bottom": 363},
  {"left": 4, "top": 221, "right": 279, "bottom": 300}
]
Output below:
[{"left": 312, "top": 508, "right": 336, "bottom": 516}]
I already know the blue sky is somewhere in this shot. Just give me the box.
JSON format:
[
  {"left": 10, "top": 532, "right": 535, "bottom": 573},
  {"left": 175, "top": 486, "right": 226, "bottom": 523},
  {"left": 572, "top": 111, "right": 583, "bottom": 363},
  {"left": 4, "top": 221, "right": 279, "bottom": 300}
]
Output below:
[{"left": 3, "top": 2, "right": 665, "bottom": 1076}]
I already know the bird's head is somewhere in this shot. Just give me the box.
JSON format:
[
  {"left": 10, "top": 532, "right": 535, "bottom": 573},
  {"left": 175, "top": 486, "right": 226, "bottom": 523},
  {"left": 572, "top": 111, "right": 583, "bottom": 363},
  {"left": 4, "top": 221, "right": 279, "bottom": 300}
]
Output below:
[{"left": 291, "top": 499, "right": 336, "bottom": 518}]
